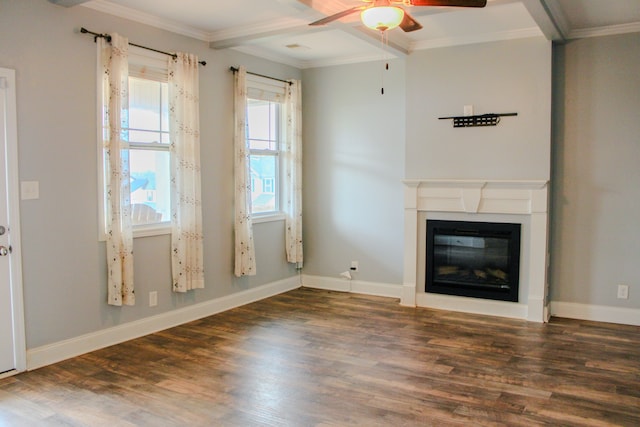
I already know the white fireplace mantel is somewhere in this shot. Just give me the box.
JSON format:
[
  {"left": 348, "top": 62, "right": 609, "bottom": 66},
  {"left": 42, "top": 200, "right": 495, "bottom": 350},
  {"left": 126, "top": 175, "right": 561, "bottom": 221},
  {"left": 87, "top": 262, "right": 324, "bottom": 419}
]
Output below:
[{"left": 402, "top": 179, "right": 550, "bottom": 322}]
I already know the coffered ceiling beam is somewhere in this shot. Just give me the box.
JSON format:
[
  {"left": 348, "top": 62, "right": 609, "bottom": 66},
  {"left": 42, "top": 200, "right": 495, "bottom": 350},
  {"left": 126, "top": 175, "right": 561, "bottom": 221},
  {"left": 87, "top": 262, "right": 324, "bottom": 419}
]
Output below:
[
  {"left": 209, "top": 21, "right": 324, "bottom": 50},
  {"left": 48, "top": 0, "right": 91, "bottom": 6},
  {"left": 339, "top": 24, "right": 411, "bottom": 58},
  {"left": 294, "top": 0, "right": 410, "bottom": 56},
  {"left": 520, "top": 0, "right": 565, "bottom": 41},
  {"left": 209, "top": 16, "right": 409, "bottom": 59}
]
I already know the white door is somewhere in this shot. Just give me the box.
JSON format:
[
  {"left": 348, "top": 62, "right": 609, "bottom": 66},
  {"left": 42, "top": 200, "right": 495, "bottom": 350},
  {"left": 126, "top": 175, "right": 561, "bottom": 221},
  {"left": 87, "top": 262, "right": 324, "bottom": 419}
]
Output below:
[{"left": 0, "top": 68, "right": 25, "bottom": 375}]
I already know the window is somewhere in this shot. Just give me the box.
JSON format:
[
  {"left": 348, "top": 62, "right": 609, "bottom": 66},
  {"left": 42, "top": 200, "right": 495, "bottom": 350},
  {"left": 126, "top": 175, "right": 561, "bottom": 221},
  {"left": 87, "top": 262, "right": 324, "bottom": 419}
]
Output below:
[
  {"left": 247, "top": 97, "right": 281, "bottom": 215},
  {"left": 99, "top": 48, "right": 171, "bottom": 237},
  {"left": 127, "top": 75, "right": 171, "bottom": 226},
  {"left": 233, "top": 68, "right": 303, "bottom": 272}
]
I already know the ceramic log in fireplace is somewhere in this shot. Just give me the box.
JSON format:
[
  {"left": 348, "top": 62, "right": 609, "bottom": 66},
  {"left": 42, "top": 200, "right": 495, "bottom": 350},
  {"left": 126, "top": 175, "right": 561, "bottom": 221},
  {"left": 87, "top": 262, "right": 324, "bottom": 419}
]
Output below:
[{"left": 426, "top": 220, "right": 521, "bottom": 302}]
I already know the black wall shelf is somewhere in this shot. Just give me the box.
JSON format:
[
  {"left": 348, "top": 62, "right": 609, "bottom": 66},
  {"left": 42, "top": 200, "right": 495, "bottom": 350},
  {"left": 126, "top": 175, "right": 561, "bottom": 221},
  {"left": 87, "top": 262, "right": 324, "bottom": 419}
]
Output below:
[{"left": 439, "top": 112, "right": 517, "bottom": 128}]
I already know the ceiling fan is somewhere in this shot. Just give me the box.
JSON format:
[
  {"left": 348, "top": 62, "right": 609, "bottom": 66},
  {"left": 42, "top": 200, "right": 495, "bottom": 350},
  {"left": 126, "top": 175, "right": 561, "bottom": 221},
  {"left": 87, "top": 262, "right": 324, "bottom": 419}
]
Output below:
[{"left": 309, "top": 0, "right": 487, "bottom": 32}]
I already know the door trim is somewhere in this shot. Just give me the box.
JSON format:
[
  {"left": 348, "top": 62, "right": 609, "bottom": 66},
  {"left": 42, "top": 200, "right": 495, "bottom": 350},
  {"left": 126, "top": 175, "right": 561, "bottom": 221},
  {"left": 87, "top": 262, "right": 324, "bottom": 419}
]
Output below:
[{"left": 1, "top": 67, "right": 26, "bottom": 375}]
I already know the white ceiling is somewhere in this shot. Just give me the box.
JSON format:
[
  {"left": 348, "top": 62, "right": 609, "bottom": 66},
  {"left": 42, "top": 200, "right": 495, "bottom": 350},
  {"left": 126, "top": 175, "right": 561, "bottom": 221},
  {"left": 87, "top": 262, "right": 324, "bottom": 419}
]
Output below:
[{"left": 73, "top": 0, "right": 640, "bottom": 68}]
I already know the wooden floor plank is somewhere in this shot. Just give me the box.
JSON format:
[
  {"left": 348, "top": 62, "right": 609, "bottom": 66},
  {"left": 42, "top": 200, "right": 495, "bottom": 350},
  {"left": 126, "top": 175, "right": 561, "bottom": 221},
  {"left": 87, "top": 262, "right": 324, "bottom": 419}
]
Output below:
[{"left": 1, "top": 288, "right": 639, "bottom": 426}]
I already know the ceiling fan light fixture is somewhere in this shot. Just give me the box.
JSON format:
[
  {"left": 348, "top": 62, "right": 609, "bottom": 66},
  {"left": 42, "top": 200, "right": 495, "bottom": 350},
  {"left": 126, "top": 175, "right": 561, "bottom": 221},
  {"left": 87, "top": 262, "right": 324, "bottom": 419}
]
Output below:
[{"left": 361, "top": 6, "right": 405, "bottom": 31}]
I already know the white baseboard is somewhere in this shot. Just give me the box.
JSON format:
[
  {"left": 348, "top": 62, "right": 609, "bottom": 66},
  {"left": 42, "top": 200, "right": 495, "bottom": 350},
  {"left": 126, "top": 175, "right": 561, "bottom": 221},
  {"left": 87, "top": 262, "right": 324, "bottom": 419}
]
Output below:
[
  {"left": 301, "top": 274, "right": 402, "bottom": 299},
  {"left": 416, "top": 292, "right": 529, "bottom": 320},
  {"left": 527, "top": 297, "right": 549, "bottom": 323},
  {"left": 550, "top": 301, "right": 640, "bottom": 326},
  {"left": 27, "top": 276, "right": 301, "bottom": 371},
  {"left": 400, "top": 284, "right": 416, "bottom": 307}
]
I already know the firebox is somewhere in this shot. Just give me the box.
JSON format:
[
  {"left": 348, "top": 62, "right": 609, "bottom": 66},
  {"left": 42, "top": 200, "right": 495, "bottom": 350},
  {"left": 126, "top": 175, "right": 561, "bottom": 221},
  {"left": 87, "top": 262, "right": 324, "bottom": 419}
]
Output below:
[{"left": 426, "top": 220, "right": 521, "bottom": 302}]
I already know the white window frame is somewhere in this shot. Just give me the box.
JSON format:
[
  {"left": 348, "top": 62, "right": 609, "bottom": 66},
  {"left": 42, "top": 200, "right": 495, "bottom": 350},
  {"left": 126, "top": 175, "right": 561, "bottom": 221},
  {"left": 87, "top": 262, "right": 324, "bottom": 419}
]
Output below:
[
  {"left": 246, "top": 74, "right": 287, "bottom": 223},
  {"left": 247, "top": 99, "right": 280, "bottom": 215},
  {"left": 97, "top": 47, "right": 172, "bottom": 240}
]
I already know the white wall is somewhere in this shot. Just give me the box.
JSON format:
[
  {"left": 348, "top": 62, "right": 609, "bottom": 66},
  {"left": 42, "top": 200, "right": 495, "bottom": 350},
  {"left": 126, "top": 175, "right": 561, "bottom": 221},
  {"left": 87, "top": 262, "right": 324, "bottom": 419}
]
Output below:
[
  {"left": 405, "top": 37, "right": 551, "bottom": 181},
  {"left": 302, "top": 61, "right": 405, "bottom": 285},
  {"left": 0, "top": 0, "right": 300, "bottom": 349},
  {"left": 550, "top": 33, "right": 640, "bottom": 309}
]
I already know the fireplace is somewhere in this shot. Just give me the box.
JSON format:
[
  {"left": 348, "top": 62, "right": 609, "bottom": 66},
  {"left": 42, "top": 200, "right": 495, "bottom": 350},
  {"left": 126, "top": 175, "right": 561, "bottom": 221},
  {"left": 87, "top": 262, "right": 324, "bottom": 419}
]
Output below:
[
  {"left": 426, "top": 220, "right": 521, "bottom": 302},
  {"left": 402, "top": 179, "right": 550, "bottom": 322}
]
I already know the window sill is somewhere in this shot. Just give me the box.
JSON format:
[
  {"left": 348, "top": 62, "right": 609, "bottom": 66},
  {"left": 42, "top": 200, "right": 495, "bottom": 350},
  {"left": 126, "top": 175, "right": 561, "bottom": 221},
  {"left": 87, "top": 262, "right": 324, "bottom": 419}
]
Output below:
[
  {"left": 134, "top": 222, "right": 171, "bottom": 238},
  {"left": 98, "top": 223, "right": 171, "bottom": 242},
  {"left": 252, "top": 212, "right": 286, "bottom": 224},
  {"left": 99, "top": 214, "right": 283, "bottom": 242}
]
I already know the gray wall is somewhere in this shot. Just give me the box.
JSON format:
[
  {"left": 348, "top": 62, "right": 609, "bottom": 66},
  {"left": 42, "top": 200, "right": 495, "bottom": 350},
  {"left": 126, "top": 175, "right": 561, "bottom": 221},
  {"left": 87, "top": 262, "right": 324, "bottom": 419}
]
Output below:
[
  {"left": 550, "top": 33, "right": 640, "bottom": 308},
  {"left": 406, "top": 37, "right": 551, "bottom": 180},
  {"left": 302, "top": 32, "right": 640, "bottom": 312},
  {"left": 2, "top": 0, "right": 637, "bottom": 351},
  {"left": 0, "top": 0, "right": 299, "bottom": 348},
  {"left": 302, "top": 61, "right": 405, "bottom": 285}
]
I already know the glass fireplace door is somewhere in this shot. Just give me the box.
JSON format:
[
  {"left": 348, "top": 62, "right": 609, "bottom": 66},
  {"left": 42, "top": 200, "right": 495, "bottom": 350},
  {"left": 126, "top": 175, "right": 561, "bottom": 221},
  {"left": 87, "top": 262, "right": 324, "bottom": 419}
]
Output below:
[{"left": 426, "top": 220, "right": 521, "bottom": 302}]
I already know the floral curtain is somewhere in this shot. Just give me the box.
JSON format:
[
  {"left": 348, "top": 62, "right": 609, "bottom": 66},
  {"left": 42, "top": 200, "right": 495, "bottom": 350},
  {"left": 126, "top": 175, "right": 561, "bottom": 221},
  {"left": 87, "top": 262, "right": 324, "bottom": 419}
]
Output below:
[
  {"left": 283, "top": 80, "right": 303, "bottom": 265},
  {"left": 233, "top": 66, "right": 256, "bottom": 276},
  {"left": 101, "top": 34, "right": 135, "bottom": 306},
  {"left": 169, "top": 53, "right": 205, "bottom": 292}
]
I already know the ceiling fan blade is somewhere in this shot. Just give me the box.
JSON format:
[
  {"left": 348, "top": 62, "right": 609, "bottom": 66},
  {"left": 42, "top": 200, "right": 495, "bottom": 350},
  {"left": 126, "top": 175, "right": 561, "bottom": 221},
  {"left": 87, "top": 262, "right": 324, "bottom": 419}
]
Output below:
[
  {"left": 309, "top": 6, "right": 367, "bottom": 26},
  {"left": 407, "top": 0, "right": 487, "bottom": 7},
  {"left": 399, "top": 11, "right": 423, "bottom": 32}
]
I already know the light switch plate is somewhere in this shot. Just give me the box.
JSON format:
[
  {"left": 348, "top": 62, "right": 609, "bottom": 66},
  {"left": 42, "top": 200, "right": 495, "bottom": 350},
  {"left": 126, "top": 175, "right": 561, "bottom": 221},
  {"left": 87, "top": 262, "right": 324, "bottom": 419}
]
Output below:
[
  {"left": 149, "top": 291, "right": 158, "bottom": 307},
  {"left": 21, "top": 181, "right": 39, "bottom": 200}
]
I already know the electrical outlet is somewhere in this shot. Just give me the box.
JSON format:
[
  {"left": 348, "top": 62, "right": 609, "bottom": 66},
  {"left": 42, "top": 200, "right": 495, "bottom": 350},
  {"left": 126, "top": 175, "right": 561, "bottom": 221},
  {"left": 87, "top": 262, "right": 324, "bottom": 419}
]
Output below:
[
  {"left": 350, "top": 261, "right": 359, "bottom": 272},
  {"left": 149, "top": 291, "right": 158, "bottom": 307},
  {"left": 617, "top": 284, "right": 629, "bottom": 299}
]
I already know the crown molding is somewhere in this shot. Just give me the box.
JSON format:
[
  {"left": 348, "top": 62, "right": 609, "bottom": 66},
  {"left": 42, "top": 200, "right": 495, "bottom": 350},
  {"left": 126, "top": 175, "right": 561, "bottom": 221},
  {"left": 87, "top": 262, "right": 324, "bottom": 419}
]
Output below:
[
  {"left": 80, "top": 0, "right": 212, "bottom": 42},
  {"left": 411, "top": 27, "right": 543, "bottom": 51},
  {"left": 536, "top": 0, "right": 640, "bottom": 42},
  {"left": 568, "top": 21, "right": 640, "bottom": 40}
]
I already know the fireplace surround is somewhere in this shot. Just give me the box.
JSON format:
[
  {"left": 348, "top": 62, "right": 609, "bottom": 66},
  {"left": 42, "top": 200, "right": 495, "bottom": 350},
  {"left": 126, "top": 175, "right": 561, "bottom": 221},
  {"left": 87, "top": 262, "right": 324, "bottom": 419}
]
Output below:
[{"left": 402, "top": 179, "right": 550, "bottom": 322}]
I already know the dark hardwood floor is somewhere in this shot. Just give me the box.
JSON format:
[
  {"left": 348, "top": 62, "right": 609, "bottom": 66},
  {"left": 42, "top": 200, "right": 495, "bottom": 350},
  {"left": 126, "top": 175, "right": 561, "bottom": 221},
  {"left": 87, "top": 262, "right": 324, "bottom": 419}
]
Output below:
[{"left": 1, "top": 287, "right": 639, "bottom": 426}]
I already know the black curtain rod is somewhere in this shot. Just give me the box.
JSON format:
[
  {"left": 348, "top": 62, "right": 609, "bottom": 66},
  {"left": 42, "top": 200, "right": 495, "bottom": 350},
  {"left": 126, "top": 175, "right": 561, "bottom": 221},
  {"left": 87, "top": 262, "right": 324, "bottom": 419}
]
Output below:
[
  {"left": 80, "top": 27, "right": 206, "bottom": 66},
  {"left": 229, "top": 66, "right": 291, "bottom": 85}
]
